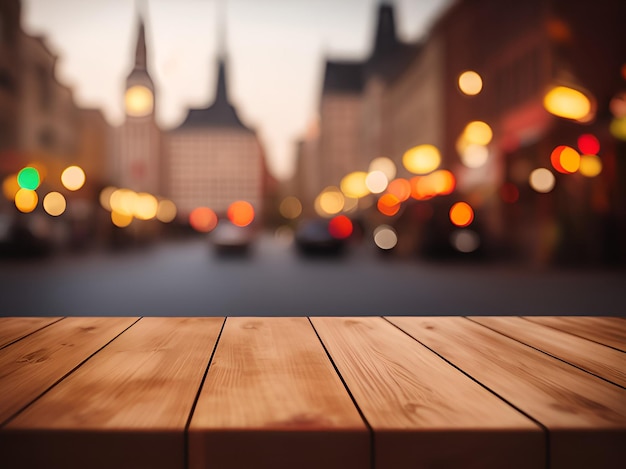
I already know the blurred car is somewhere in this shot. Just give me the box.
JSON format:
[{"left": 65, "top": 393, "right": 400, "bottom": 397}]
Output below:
[
  {"left": 294, "top": 219, "right": 346, "bottom": 256},
  {"left": 209, "top": 221, "right": 255, "bottom": 256}
]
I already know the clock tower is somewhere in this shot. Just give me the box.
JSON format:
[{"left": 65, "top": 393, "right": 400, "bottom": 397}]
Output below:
[{"left": 114, "top": 14, "right": 162, "bottom": 195}]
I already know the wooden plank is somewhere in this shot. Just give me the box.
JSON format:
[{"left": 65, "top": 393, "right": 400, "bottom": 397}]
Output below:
[
  {"left": 387, "top": 316, "right": 626, "bottom": 469},
  {"left": 470, "top": 316, "right": 626, "bottom": 387},
  {"left": 1, "top": 317, "right": 223, "bottom": 469},
  {"left": 524, "top": 316, "right": 626, "bottom": 352},
  {"left": 189, "top": 317, "right": 369, "bottom": 469},
  {"left": 311, "top": 317, "right": 543, "bottom": 469},
  {"left": 0, "top": 316, "right": 137, "bottom": 425},
  {"left": 0, "top": 317, "right": 63, "bottom": 349}
]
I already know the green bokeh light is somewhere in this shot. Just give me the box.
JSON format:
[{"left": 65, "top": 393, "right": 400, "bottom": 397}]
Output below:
[{"left": 17, "top": 167, "right": 41, "bottom": 190}]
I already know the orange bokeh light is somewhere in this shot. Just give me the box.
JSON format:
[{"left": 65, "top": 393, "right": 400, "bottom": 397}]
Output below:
[
  {"left": 387, "top": 178, "right": 411, "bottom": 202},
  {"left": 550, "top": 145, "right": 580, "bottom": 174},
  {"left": 449, "top": 202, "right": 474, "bottom": 227},
  {"left": 377, "top": 193, "right": 401, "bottom": 216},
  {"left": 189, "top": 207, "right": 218, "bottom": 232},
  {"left": 227, "top": 200, "right": 255, "bottom": 227},
  {"left": 328, "top": 215, "right": 353, "bottom": 239}
]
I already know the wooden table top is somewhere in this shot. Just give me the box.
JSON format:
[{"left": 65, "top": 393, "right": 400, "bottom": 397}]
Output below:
[{"left": 0, "top": 316, "right": 624, "bottom": 469}]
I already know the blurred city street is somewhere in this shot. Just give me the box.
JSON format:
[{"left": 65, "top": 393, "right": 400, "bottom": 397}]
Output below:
[{"left": 1, "top": 233, "right": 624, "bottom": 317}]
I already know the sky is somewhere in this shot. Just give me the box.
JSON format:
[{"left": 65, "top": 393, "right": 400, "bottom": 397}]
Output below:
[{"left": 21, "top": 0, "right": 453, "bottom": 180}]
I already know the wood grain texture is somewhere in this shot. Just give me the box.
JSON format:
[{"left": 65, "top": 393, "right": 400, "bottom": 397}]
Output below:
[
  {"left": 524, "top": 316, "right": 626, "bottom": 352},
  {"left": 189, "top": 317, "right": 369, "bottom": 469},
  {"left": 0, "top": 317, "right": 63, "bottom": 349},
  {"left": 1, "top": 317, "right": 223, "bottom": 469},
  {"left": 387, "top": 316, "right": 626, "bottom": 469},
  {"left": 311, "top": 316, "right": 543, "bottom": 469},
  {"left": 0, "top": 316, "right": 137, "bottom": 425},
  {"left": 470, "top": 316, "right": 626, "bottom": 387}
]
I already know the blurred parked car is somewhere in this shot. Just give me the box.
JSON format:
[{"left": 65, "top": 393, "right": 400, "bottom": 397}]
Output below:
[
  {"left": 294, "top": 219, "right": 346, "bottom": 256},
  {"left": 209, "top": 221, "right": 255, "bottom": 256}
]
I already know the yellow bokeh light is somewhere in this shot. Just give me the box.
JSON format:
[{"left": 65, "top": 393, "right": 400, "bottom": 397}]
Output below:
[
  {"left": 156, "top": 199, "right": 177, "bottom": 223},
  {"left": 279, "top": 196, "right": 303, "bottom": 219},
  {"left": 61, "top": 165, "right": 86, "bottom": 191},
  {"left": 125, "top": 85, "right": 154, "bottom": 117},
  {"left": 610, "top": 117, "right": 626, "bottom": 141},
  {"left": 110, "top": 189, "right": 137, "bottom": 217},
  {"left": 2, "top": 174, "right": 19, "bottom": 201},
  {"left": 463, "top": 121, "right": 493, "bottom": 146},
  {"left": 112, "top": 210, "right": 133, "bottom": 228},
  {"left": 315, "top": 187, "right": 344, "bottom": 217},
  {"left": 402, "top": 144, "right": 441, "bottom": 174},
  {"left": 458, "top": 70, "right": 483, "bottom": 96},
  {"left": 133, "top": 192, "right": 158, "bottom": 220},
  {"left": 429, "top": 170, "right": 456, "bottom": 195},
  {"left": 543, "top": 86, "right": 592, "bottom": 121},
  {"left": 579, "top": 154, "right": 602, "bottom": 177},
  {"left": 43, "top": 191, "right": 66, "bottom": 216},
  {"left": 340, "top": 171, "right": 370, "bottom": 198},
  {"left": 99, "top": 186, "right": 117, "bottom": 211},
  {"left": 14, "top": 189, "right": 38, "bottom": 213},
  {"left": 559, "top": 146, "right": 580, "bottom": 173},
  {"left": 365, "top": 170, "right": 388, "bottom": 194},
  {"left": 368, "top": 157, "right": 396, "bottom": 180},
  {"left": 529, "top": 168, "right": 556, "bottom": 193}
]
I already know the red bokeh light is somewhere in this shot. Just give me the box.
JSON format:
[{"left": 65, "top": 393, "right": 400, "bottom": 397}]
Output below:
[
  {"left": 328, "top": 215, "right": 353, "bottom": 239},
  {"left": 577, "top": 134, "right": 600, "bottom": 155},
  {"left": 500, "top": 183, "right": 520, "bottom": 204}
]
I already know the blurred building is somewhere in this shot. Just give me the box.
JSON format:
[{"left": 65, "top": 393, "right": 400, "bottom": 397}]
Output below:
[
  {"left": 167, "top": 57, "right": 265, "bottom": 217},
  {"left": 293, "top": 0, "right": 626, "bottom": 265},
  {"left": 113, "top": 17, "right": 162, "bottom": 196}
]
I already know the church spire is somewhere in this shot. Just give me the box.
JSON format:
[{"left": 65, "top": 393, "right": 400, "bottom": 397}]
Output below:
[
  {"left": 214, "top": 0, "right": 228, "bottom": 104},
  {"left": 372, "top": 2, "right": 398, "bottom": 57},
  {"left": 134, "top": 18, "right": 148, "bottom": 70}
]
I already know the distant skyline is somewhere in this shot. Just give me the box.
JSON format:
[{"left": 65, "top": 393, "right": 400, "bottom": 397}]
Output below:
[{"left": 21, "top": 0, "right": 453, "bottom": 180}]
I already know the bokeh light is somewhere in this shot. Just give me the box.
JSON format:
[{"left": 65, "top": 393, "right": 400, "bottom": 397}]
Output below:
[
  {"left": 460, "top": 143, "right": 489, "bottom": 168},
  {"left": 17, "top": 167, "right": 40, "bottom": 190},
  {"left": 125, "top": 85, "right": 154, "bottom": 117},
  {"left": 543, "top": 85, "right": 592, "bottom": 121},
  {"left": 315, "top": 187, "right": 344, "bottom": 217},
  {"left": 377, "top": 193, "right": 401, "bottom": 216},
  {"left": 610, "top": 117, "right": 626, "bottom": 141},
  {"left": 14, "top": 189, "right": 38, "bottom": 213},
  {"left": 189, "top": 207, "right": 218, "bottom": 232},
  {"left": 112, "top": 211, "right": 133, "bottom": 228},
  {"left": 500, "top": 183, "right": 519, "bottom": 204},
  {"left": 43, "top": 191, "right": 66, "bottom": 216},
  {"left": 609, "top": 92, "right": 626, "bottom": 118},
  {"left": 279, "top": 196, "right": 302, "bottom": 219},
  {"left": 133, "top": 192, "right": 158, "bottom": 220},
  {"left": 451, "top": 230, "right": 480, "bottom": 253},
  {"left": 373, "top": 225, "right": 397, "bottom": 250},
  {"left": 328, "top": 215, "right": 353, "bottom": 239},
  {"left": 550, "top": 145, "right": 580, "bottom": 174},
  {"left": 463, "top": 121, "right": 493, "bottom": 146},
  {"left": 365, "top": 170, "right": 388, "bottom": 194},
  {"left": 340, "top": 171, "right": 370, "bottom": 198},
  {"left": 577, "top": 134, "right": 600, "bottom": 155},
  {"left": 227, "top": 200, "right": 255, "bottom": 227},
  {"left": 386, "top": 178, "right": 411, "bottom": 202},
  {"left": 529, "top": 168, "right": 556, "bottom": 193},
  {"left": 449, "top": 202, "right": 474, "bottom": 227},
  {"left": 403, "top": 144, "right": 441, "bottom": 174},
  {"left": 274, "top": 225, "right": 294, "bottom": 245},
  {"left": 99, "top": 186, "right": 117, "bottom": 211},
  {"left": 2, "top": 174, "right": 19, "bottom": 201},
  {"left": 578, "top": 154, "right": 602, "bottom": 177},
  {"left": 61, "top": 166, "right": 86, "bottom": 191},
  {"left": 156, "top": 199, "right": 177, "bottom": 223},
  {"left": 110, "top": 189, "right": 137, "bottom": 216},
  {"left": 458, "top": 70, "right": 483, "bottom": 96},
  {"left": 368, "top": 157, "right": 396, "bottom": 180},
  {"left": 428, "top": 170, "right": 456, "bottom": 195}
]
